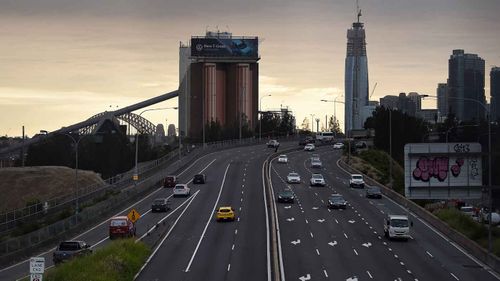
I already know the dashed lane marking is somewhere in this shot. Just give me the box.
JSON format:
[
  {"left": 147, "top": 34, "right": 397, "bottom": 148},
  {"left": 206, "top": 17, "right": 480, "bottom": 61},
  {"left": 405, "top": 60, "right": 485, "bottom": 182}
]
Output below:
[{"left": 426, "top": 251, "right": 434, "bottom": 258}]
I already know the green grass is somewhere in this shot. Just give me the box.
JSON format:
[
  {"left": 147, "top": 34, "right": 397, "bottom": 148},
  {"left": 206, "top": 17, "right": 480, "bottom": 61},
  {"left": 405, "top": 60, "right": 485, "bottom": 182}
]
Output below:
[{"left": 44, "top": 239, "right": 150, "bottom": 281}]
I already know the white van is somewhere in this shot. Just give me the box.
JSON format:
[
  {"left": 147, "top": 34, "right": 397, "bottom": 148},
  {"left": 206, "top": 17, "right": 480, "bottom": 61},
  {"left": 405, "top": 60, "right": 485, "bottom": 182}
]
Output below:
[
  {"left": 384, "top": 215, "right": 412, "bottom": 241},
  {"left": 315, "top": 132, "right": 334, "bottom": 142}
]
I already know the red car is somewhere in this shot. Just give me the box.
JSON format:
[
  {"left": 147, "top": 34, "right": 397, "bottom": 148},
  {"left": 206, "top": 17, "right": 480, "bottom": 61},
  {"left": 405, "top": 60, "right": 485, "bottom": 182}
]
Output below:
[
  {"left": 109, "top": 216, "right": 136, "bottom": 239},
  {"left": 163, "top": 175, "right": 177, "bottom": 188}
]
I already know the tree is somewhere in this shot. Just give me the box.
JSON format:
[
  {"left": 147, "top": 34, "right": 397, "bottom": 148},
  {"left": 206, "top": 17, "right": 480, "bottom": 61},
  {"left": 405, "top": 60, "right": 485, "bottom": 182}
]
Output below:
[
  {"left": 301, "top": 117, "right": 310, "bottom": 131},
  {"left": 328, "top": 116, "right": 342, "bottom": 135}
]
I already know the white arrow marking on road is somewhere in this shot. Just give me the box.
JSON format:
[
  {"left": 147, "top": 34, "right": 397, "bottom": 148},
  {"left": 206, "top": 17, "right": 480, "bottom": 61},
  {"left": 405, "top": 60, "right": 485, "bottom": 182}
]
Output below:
[
  {"left": 317, "top": 219, "right": 325, "bottom": 223},
  {"left": 328, "top": 241, "right": 338, "bottom": 247},
  {"left": 291, "top": 239, "right": 301, "bottom": 245},
  {"left": 346, "top": 277, "right": 358, "bottom": 281},
  {"left": 285, "top": 206, "right": 292, "bottom": 209},
  {"left": 287, "top": 217, "right": 295, "bottom": 222},
  {"left": 348, "top": 220, "right": 355, "bottom": 224},
  {"left": 312, "top": 207, "right": 319, "bottom": 210},
  {"left": 362, "top": 242, "right": 372, "bottom": 248},
  {"left": 299, "top": 274, "right": 311, "bottom": 281}
]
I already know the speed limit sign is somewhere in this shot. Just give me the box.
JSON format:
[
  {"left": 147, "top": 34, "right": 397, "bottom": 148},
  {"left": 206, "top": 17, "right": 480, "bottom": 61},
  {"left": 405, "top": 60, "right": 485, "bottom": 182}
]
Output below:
[{"left": 30, "top": 273, "right": 43, "bottom": 281}]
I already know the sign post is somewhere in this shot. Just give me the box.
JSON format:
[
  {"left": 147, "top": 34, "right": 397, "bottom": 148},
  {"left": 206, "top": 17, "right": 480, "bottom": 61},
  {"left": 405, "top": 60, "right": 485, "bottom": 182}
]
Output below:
[
  {"left": 30, "top": 257, "right": 45, "bottom": 281},
  {"left": 127, "top": 209, "right": 141, "bottom": 224}
]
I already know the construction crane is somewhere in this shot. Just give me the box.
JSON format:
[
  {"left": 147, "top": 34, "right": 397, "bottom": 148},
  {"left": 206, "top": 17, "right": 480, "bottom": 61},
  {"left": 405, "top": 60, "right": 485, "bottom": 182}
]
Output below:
[{"left": 370, "top": 82, "right": 378, "bottom": 99}]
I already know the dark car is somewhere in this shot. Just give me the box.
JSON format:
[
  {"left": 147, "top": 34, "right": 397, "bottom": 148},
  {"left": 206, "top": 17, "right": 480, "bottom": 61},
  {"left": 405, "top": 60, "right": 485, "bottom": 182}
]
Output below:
[
  {"left": 151, "top": 198, "right": 170, "bottom": 212},
  {"left": 299, "top": 136, "right": 315, "bottom": 146},
  {"left": 163, "top": 175, "right": 177, "bottom": 188},
  {"left": 328, "top": 194, "right": 347, "bottom": 209},
  {"left": 366, "top": 186, "right": 382, "bottom": 199},
  {"left": 277, "top": 190, "right": 295, "bottom": 203},
  {"left": 193, "top": 174, "right": 206, "bottom": 184},
  {"left": 53, "top": 240, "right": 92, "bottom": 264}
]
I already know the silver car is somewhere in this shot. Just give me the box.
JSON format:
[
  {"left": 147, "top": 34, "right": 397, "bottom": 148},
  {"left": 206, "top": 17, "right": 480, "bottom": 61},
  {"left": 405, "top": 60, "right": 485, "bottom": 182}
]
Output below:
[
  {"left": 310, "top": 173, "right": 326, "bottom": 186},
  {"left": 311, "top": 159, "right": 322, "bottom": 168},
  {"left": 287, "top": 172, "right": 301, "bottom": 183}
]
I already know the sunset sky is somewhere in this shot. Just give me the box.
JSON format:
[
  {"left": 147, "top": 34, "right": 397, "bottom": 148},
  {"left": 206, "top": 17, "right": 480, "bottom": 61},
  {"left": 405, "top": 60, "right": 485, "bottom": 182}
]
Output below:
[{"left": 1, "top": 0, "right": 499, "bottom": 137}]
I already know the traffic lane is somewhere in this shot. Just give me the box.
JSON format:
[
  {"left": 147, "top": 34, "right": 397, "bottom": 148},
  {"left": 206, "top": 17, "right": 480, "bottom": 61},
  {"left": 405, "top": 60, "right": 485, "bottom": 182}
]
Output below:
[
  {"left": 323, "top": 151, "right": 498, "bottom": 281},
  {"left": 135, "top": 159, "right": 231, "bottom": 281}
]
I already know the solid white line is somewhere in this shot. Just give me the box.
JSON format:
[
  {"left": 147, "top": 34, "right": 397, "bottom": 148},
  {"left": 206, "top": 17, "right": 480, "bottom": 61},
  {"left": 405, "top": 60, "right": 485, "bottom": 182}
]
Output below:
[
  {"left": 134, "top": 190, "right": 199, "bottom": 280},
  {"left": 426, "top": 251, "right": 434, "bottom": 258},
  {"left": 367, "top": 271, "right": 373, "bottom": 279},
  {"left": 450, "top": 272, "right": 460, "bottom": 280},
  {"left": 184, "top": 164, "right": 231, "bottom": 272},
  {"left": 268, "top": 158, "right": 286, "bottom": 281}
]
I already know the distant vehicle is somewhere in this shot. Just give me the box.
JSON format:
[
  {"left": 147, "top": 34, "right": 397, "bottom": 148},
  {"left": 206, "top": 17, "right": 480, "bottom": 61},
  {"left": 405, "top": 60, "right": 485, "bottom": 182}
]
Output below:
[
  {"left": 163, "top": 175, "right": 177, "bottom": 188},
  {"left": 267, "top": 139, "right": 280, "bottom": 148},
  {"left": 216, "top": 206, "right": 235, "bottom": 222},
  {"left": 53, "top": 240, "right": 92, "bottom": 264},
  {"left": 366, "top": 186, "right": 382, "bottom": 199},
  {"left": 109, "top": 216, "right": 136, "bottom": 239},
  {"left": 151, "top": 198, "right": 170, "bottom": 212},
  {"left": 311, "top": 159, "right": 322, "bottom": 168},
  {"left": 310, "top": 173, "right": 326, "bottom": 186},
  {"left": 349, "top": 174, "right": 365, "bottom": 188},
  {"left": 316, "top": 131, "right": 335, "bottom": 142},
  {"left": 328, "top": 194, "right": 347, "bottom": 209},
  {"left": 304, "top": 144, "right": 315, "bottom": 151},
  {"left": 311, "top": 153, "right": 320, "bottom": 161},
  {"left": 459, "top": 206, "right": 474, "bottom": 217},
  {"left": 299, "top": 136, "right": 315, "bottom": 145},
  {"left": 287, "top": 172, "right": 301, "bottom": 184},
  {"left": 333, "top": 142, "right": 345, "bottom": 149},
  {"left": 384, "top": 215, "right": 412, "bottom": 241},
  {"left": 480, "top": 209, "right": 500, "bottom": 224},
  {"left": 173, "top": 184, "right": 191, "bottom": 197},
  {"left": 277, "top": 189, "right": 295, "bottom": 203},
  {"left": 278, "top": 155, "right": 288, "bottom": 163},
  {"left": 193, "top": 174, "right": 206, "bottom": 184}
]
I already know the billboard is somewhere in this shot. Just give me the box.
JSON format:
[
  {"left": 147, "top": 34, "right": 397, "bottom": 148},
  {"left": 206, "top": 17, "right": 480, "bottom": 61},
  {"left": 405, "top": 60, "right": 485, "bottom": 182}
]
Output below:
[
  {"left": 191, "top": 37, "right": 258, "bottom": 58},
  {"left": 404, "top": 143, "right": 483, "bottom": 199}
]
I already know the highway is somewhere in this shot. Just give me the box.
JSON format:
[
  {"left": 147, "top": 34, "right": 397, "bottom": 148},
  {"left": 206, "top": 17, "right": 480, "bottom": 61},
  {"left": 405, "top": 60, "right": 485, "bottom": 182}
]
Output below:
[{"left": 1, "top": 142, "right": 499, "bottom": 281}]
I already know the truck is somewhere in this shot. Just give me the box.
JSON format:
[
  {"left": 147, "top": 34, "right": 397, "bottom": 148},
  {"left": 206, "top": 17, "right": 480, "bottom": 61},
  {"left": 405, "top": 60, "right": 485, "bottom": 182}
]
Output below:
[
  {"left": 53, "top": 240, "right": 92, "bottom": 264},
  {"left": 383, "top": 214, "right": 413, "bottom": 241}
]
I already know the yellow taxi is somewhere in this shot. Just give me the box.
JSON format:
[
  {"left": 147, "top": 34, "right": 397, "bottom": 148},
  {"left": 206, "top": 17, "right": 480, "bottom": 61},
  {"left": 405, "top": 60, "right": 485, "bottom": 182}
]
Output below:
[{"left": 216, "top": 206, "right": 236, "bottom": 222}]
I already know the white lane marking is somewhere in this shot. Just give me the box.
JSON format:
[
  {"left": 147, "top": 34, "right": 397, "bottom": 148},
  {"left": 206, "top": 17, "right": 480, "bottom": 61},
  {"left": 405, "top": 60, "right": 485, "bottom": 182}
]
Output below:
[
  {"left": 134, "top": 190, "right": 200, "bottom": 279},
  {"left": 348, "top": 220, "right": 355, "bottom": 224},
  {"left": 450, "top": 273, "right": 459, "bottom": 280},
  {"left": 353, "top": 249, "right": 359, "bottom": 255},
  {"left": 317, "top": 219, "right": 325, "bottom": 223},
  {"left": 232, "top": 244, "right": 235, "bottom": 250},
  {"left": 367, "top": 271, "right": 373, "bottom": 279},
  {"left": 400, "top": 261, "right": 405, "bottom": 266},
  {"left": 305, "top": 219, "right": 308, "bottom": 224},
  {"left": 227, "top": 264, "right": 231, "bottom": 272},
  {"left": 394, "top": 254, "right": 399, "bottom": 258},
  {"left": 235, "top": 229, "right": 238, "bottom": 235},
  {"left": 310, "top": 232, "right": 314, "bottom": 238},
  {"left": 328, "top": 241, "right": 338, "bottom": 246},
  {"left": 362, "top": 242, "right": 372, "bottom": 248},
  {"left": 291, "top": 239, "right": 301, "bottom": 245},
  {"left": 269, "top": 158, "right": 286, "bottom": 281},
  {"left": 237, "top": 217, "right": 240, "bottom": 222},
  {"left": 261, "top": 157, "right": 271, "bottom": 281},
  {"left": 426, "top": 251, "right": 434, "bottom": 258},
  {"left": 407, "top": 270, "right": 412, "bottom": 274},
  {"left": 299, "top": 274, "right": 311, "bottom": 281},
  {"left": 286, "top": 217, "right": 295, "bottom": 222},
  {"left": 184, "top": 164, "right": 231, "bottom": 272},
  {"left": 335, "top": 219, "right": 339, "bottom": 224},
  {"left": 344, "top": 233, "right": 348, "bottom": 239},
  {"left": 324, "top": 270, "right": 329, "bottom": 278},
  {"left": 316, "top": 249, "right": 320, "bottom": 255}
]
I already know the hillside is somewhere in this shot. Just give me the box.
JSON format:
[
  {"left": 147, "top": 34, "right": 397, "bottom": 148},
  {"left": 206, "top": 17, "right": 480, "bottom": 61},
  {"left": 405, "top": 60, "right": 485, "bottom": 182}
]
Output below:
[{"left": 0, "top": 166, "right": 105, "bottom": 212}]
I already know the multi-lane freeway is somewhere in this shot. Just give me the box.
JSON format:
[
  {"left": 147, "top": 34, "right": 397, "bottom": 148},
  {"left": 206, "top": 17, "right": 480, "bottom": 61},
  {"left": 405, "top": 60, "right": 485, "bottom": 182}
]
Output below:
[{"left": 0, "top": 142, "right": 499, "bottom": 281}]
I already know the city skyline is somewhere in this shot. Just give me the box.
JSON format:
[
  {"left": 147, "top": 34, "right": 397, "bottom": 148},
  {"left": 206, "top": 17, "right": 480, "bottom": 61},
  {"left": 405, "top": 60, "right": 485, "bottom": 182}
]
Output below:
[{"left": 1, "top": 0, "right": 500, "bottom": 136}]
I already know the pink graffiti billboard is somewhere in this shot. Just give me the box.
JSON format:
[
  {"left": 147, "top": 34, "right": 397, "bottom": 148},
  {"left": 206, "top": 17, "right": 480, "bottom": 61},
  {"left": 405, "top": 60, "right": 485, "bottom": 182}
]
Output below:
[{"left": 404, "top": 143, "right": 482, "bottom": 199}]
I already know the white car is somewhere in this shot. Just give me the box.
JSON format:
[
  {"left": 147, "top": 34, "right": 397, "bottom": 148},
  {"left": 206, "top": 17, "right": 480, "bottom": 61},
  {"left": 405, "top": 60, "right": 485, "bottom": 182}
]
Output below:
[
  {"left": 349, "top": 174, "right": 365, "bottom": 188},
  {"left": 267, "top": 140, "right": 280, "bottom": 148},
  {"left": 311, "top": 159, "right": 322, "bottom": 168},
  {"left": 304, "top": 144, "right": 315, "bottom": 151},
  {"left": 173, "top": 184, "right": 191, "bottom": 197},
  {"left": 310, "top": 173, "right": 326, "bottom": 186},
  {"left": 278, "top": 155, "right": 288, "bottom": 163},
  {"left": 287, "top": 172, "right": 301, "bottom": 183},
  {"left": 333, "top": 143, "right": 344, "bottom": 149}
]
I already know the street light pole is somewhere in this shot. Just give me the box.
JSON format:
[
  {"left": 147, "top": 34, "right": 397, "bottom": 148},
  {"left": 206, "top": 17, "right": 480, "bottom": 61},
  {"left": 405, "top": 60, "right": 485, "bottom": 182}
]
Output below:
[
  {"left": 310, "top": 114, "right": 315, "bottom": 133},
  {"left": 259, "top": 94, "right": 271, "bottom": 142},
  {"left": 389, "top": 109, "right": 393, "bottom": 187}
]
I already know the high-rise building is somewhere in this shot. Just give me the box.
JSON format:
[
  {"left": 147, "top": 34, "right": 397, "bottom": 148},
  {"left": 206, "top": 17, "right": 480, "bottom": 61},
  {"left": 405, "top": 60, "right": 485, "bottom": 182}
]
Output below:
[
  {"left": 448, "top": 49, "right": 486, "bottom": 122},
  {"left": 178, "top": 31, "right": 260, "bottom": 140},
  {"left": 345, "top": 9, "right": 369, "bottom": 134},
  {"left": 380, "top": 95, "right": 399, "bottom": 109},
  {"left": 437, "top": 83, "right": 448, "bottom": 119},
  {"left": 408, "top": 92, "right": 422, "bottom": 112},
  {"left": 491, "top": 67, "right": 500, "bottom": 121}
]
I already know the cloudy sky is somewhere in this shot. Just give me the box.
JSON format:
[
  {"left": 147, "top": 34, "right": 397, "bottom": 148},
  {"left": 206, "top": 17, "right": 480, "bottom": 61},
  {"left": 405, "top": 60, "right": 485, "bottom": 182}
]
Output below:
[{"left": 1, "top": 0, "right": 499, "bottom": 136}]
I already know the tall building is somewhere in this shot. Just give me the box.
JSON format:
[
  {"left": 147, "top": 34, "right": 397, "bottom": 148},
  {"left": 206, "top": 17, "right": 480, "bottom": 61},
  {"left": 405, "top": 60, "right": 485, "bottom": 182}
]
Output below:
[
  {"left": 437, "top": 83, "right": 448, "bottom": 119},
  {"left": 179, "top": 31, "right": 260, "bottom": 140},
  {"left": 491, "top": 67, "right": 500, "bottom": 121},
  {"left": 408, "top": 92, "right": 422, "bottom": 112},
  {"left": 380, "top": 95, "right": 399, "bottom": 109},
  {"left": 448, "top": 49, "right": 486, "bottom": 122},
  {"left": 345, "top": 8, "right": 369, "bottom": 134}
]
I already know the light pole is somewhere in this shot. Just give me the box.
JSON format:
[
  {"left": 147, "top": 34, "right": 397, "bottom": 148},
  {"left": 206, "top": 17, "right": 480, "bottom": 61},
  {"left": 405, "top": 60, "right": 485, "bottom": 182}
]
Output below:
[
  {"left": 134, "top": 107, "right": 178, "bottom": 185},
  {"left": 389, "top": 109, "right": 393, "bottom": 187},
  {"left": 423, "top": 94, "right": 493, "bottom": 254},
  {"left": 310, "top": 114, "right": 315, "bottom": 133},
  {"left": 259, "top": 94, "right": 272, "bottom": 142},
  {"left": 321, "top": 97, "right": 345, "bottom": 132}
]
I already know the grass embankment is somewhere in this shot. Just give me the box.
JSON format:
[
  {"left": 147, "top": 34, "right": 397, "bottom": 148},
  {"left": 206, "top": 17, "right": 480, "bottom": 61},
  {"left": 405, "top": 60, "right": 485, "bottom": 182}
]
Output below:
[
  {"left": 45, "top": 239, "right": 150, "bottom": 281},
  {"left": 435, "top": 208, "right": 500, "bottom": 256}
]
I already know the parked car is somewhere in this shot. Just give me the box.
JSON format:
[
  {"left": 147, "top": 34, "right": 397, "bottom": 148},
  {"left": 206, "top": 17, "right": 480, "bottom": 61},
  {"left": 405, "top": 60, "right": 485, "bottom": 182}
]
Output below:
[
  {"left": 328, "top": 194, "right": 347, "bottom": 209},
  {"left": 310, "top": 173, "right": 326, "bottom": 186},
  {"left": 163, "top": 175, "right": 177, "bottom": 188},
  {"left": 267, "top": 139, "right": 280, "bottom": 148},
  {"left": 278, "top": 155, "right": 288, "bottom": 163},
  {"left": 311, "top": 159, "right": 322, "bottom": 168},
  {"left": 173, "top": 184, "right": 191, "bottom": 197},
  {"left": 151, "top": 198, "right": 170, "bottom": 212},
  {"left": 366, "top": 186, "right": 382, "bottom": 199},
  {"left": 53, "top": 240, "right": 92, "bottom": 264},
  {"left": 349, "top": 174, "right": 365, "bottom": 188},
  {"left": 193, "top": 174, "right": 206, "bottom": 184},
  {"left": 333, "top": 142, "right": 345, "bottom": 149},
  {"left": 304, "top": 144, "right": 315, "bottom": 151},
  {"left": 216, "top": 206, "right": 236, "bottom": 222},
  {"left": 286, "top": 172, "right": 301, "bottom": 184},
  {"left": 109, "top": 216, "right": 136, "bottom": 239},
  {"left": 277, "top": 189, "right": 295, "bottom": 203}
]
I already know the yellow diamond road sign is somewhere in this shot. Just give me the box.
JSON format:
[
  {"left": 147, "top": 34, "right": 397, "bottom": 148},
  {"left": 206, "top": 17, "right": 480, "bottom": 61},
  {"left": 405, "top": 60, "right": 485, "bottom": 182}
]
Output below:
[{"left": 127, "top": 209, "right": 140, "bottom": 223}]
